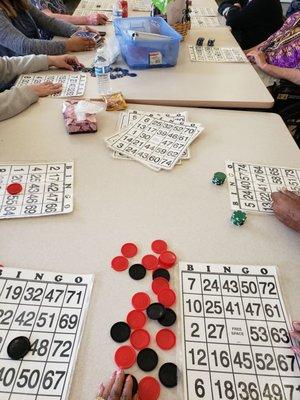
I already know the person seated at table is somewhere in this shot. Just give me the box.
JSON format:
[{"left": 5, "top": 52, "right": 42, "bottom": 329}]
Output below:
[
  {"left": 218, "top": 0, "right": 283, "bottom": 49},
  {"left": 271, "top": 189, "right": 300, "bottom": 232},
  {"left": 0, "top": 0, "right": 96, "bottom": 60},
  {"left": 291, "top": 320, "right": 300, "bottom": 354},
  {"left": 30, "top": 0, "right": 108, "bottom": 34},
  {"left": 0, "top": 54, "right": 82, "bottom": 122},
  {"left": 96, "top": 369, "right": 137, "bottom": 400},
  {"left": 245, "top": 11, "right": 300, "bottom": 85}
]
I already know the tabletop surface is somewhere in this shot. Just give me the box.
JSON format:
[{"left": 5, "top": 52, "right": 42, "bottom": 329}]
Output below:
[
  {"left": 70, "top": 18, "right": 274, "bottom": 109},
  {"left": 0, "top": 101, "right": 299, "bottom": 399}
]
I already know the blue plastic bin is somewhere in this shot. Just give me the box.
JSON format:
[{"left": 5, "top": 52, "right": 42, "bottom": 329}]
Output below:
[{"left": 113, "top": 17, "right": 182, "bottom": 69}]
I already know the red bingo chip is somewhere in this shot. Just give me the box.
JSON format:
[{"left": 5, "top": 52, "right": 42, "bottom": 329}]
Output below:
[
  {"left": 158, "top": 288, "right": 176, "bottom": 307},
  {"left": 138, "top": 377, "right": 160, "bottom": 400},
  {"left": 115, "top": 345, "right": 136, "bottom": 369},
  {"left": 127, "top": 310, "right": 146, "bottom": 329},
  {"left": 121, "top": 243, "right": 138, "bottom": 258},
  {"left": 111, "top": 256, "right": 129, "bottom": 272},
  {"left": 142, "top": 255, "right": 158, "bottom": 270},
  {"left": 159, "top": 251, "right": 177, "bottom": 268},
  {"left": 132, "top": 292, "right": 151, "bottom": 311},
  {"left": 151, "top": 278, "right": 169, "bottom": 295},
  {"left": 130, "top": 329, "right": 150, "bottom": 350},
  {"left": 156, "top": 328, "right": 176, "bottom": 350},
  {"left": 151, "top": 240, "right": 168, "bottom": 254},
  {"left": 6, "top": 183, "right": 23, "bottom": 195}
]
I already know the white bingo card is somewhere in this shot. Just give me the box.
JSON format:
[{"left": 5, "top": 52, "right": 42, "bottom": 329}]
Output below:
[
  {"left": 110, "top": 110, "right": 190, "bottom": 161},
  {"left": 73, "top": 7, "right": 113, "bottom": 17},
  {"left": 189, "top": 46, "right": 248, "bottom": 63},
  {"left": 15, "top": 74, "right": 86, "bottom": 98},
  {"left": 131, "top": 0, "right": 151, "bottom": 11},
  {"left": 75, "top": 0, "right": 114, "bottom": 10},
  {"left": 0, "top": 266, "right": 93, "bottom": 400},
  {"left": 179, "top": 262, "right": 300, "bottom": 400},
  {"left": 191, "top": 7, "right": 218, "bottom": 16},
  {"left": 106, "top": 114, "right": 203, "bottom": 171},
  {"left": 0, "top": 162, "right": 74, "bottom": 219},
  {"left": 191, "top": 16, "right": 222, "bottom": 27},
  {"left": 226, "top": 161, "right": 300, "bottom": 213}
]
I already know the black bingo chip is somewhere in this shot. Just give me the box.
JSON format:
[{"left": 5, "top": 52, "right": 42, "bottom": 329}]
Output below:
[
  {"left": 110, "top": 321, "right": 131, "bottom": 343},
  {"left": 152, "top": 268, "right": 170, "bottom": 281},
  {"left": 159, "top": 363, "right": 178, "bottom": 388},
  {"left": 128, "top": 73, "right": 137, "bottom": 77},
  {"left": 137, "top": 348, "right": 158, "bottom": 372},
  {"left": 124, "top": 374, "right": 138, "bottom": 395},
  {"left": 129, "top": 264, "right": 146, "bottom": 280},
  {"left": 146, "top": 303, "right": 166, "bottom": 320},
  {"left": 113, "top": 67, "right": 123, "bottom": 72},
  {"left": 110, "top": 74, "right": 117, "bottom": 80},
  {"left": 158, "top": 308, "right": 177, "bottom": 327},
  {"left": 7, "top": 336, "right": 31, "bottom": 360}
]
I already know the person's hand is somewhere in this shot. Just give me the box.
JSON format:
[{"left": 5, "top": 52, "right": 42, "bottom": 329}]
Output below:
[
  {"left": 291, "top": 321, "right": 300, "bottom": 355},
  {"left": 29, "top": 82, "right": 62, "bottom": 97},
  {"left": 271, "top": 189, "right": 300, "bottom": 232},
  {"left": 86, "top": 12, "right": 108, "bottom": 25},
  {"left": 233, "top": 3, "right": 242, "bottom": 8},
  {"left": 66, "top": 36, "right": 96, "bottom": 52},
  {"left": 79, "top": 26, "right": 105, "bottom": 35},
  {"left": 47, "top": 55, "right": 84, "bottom": 71},
  {"left": 97, "top": 370, "right": 137, "bottom": 400},
  {"left": 246, "top": 50, "right": 268, "bottom": 69}
]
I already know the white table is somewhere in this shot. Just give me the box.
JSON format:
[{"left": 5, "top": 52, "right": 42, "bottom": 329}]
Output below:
[
  {"left": 0, "top": 101, "right": 299, "bottom": 400},
  {"left": 75, "top": 26, "right": 274, "bottom": 109}
]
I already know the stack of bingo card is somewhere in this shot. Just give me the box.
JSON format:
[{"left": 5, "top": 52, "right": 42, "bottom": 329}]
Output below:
[{"left": 105, "top": 110, "right": 204, "bottom": 171}]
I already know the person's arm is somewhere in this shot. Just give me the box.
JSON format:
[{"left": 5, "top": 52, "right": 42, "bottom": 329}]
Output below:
[
  {"left": 225, "top": 0, "right": 262, "bottom": 29},
  {"left": 249, "top": 50, "right": 300, "bottom": 84},
  {"left": 0, "top": 54, "right": 48, "bottom": 83},
  {"left": 41, "top": 8, "right": 108, "bottom": 25},
  {"left": 262, "top": 64, "right": 300, "bottom": 84},
  {"left": 28, "top": 4, "right": 77, "bottom": 38},
  {"left": 0, "top": 12, "right": 67, "bottom": 55},
  {"left": 0, "top": 86, "right": 39, "bottom": 122}
]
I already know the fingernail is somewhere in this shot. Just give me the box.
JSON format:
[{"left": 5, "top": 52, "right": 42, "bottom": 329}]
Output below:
[
  {"left": 126, "top": 375, "right": 132, "bottom": 382},
  {"left": 117, "top": 369, "right": 123, "bottom": 374}
]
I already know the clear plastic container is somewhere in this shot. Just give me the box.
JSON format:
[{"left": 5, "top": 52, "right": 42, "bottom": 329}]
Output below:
[{"left": 113, "top": 16, "right": 182, "bottom": 69}]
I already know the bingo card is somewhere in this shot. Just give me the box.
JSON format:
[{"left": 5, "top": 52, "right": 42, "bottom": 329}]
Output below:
[
  {"left": 131, "top": 0, "right": 151, "bottom": 11},
  {"left": 226, "top": 161, "right": 300, "bottom": 213},
  {"left": 179, "top": 262, "right": 300, "bottom": 400},
  {"left": 192, "top": 7, "right": 218, "bottom": 16},
  {"left": 73, "top": 7, "right": 112, "bottom": 17},
  {"left": 105, "top": 114, "right": 203, "bottom": 171},
  {"left": 109, "top": 110, "right": 190, "bottom": 162},
  {"left": 0, "top": 266, "right": 93, "bottom": 399},
  {"left": 189, "top": 46, "right": 248, "bottom": 63},
  {"left": 191, "top": 16, "right": 223, "bottom": 27},
  {"left": 0, "top": 162, "right": 74, "bottom": 219},
  {"left": 75, "top": 0, "right": 114, "bottom": 10},
  {"left": 15, "top": 74, "right": 86, "bottom": 98}
]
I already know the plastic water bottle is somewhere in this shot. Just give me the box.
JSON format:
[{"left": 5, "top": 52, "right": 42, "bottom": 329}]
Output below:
[
  {"left": 112, "top": 0, "right": 122, "bottom": 19},
  {"left": 94, "top": 46, "right": 112, "bottom": 95}
]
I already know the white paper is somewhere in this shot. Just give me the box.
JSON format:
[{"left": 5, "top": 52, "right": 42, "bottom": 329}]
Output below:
[
  {"left": 15, "top": 74, "right": 86, "bottom": 98},
  {"left": 0, "top": 266, "right": 93, "bottom": 399},
  {"left": 189, "top": 46, "right": 248, "bottom": 63},
  {"left": 179, "top": 261, "right": 300, "bottom": 400},
  {"left": 106, "top": 114, "right": 203, "bottom": 171},
  {"left": 0, "top": 162, "right": 74, "bottom": 219},
  {"left": 226, "top": 160, "right": 300, "bottom": 213}
]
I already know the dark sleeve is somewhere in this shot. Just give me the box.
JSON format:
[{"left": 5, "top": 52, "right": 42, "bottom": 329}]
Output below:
[
  {"left": 225, "top": 0, "right": 263, "bottom": 28},
  {"left": 0, "top": 12, "right": 68, "bottom": 55},
  {"left": 218, "top": 0, "right": 235, "bottom": 15},
  {"left": 28, "top": 4, "right": 77, "bottom": 37}
]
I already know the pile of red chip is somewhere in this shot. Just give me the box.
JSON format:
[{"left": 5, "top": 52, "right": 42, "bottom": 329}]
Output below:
[{"left": 109, "top": 240, "right": 178, "bottom": 400}]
